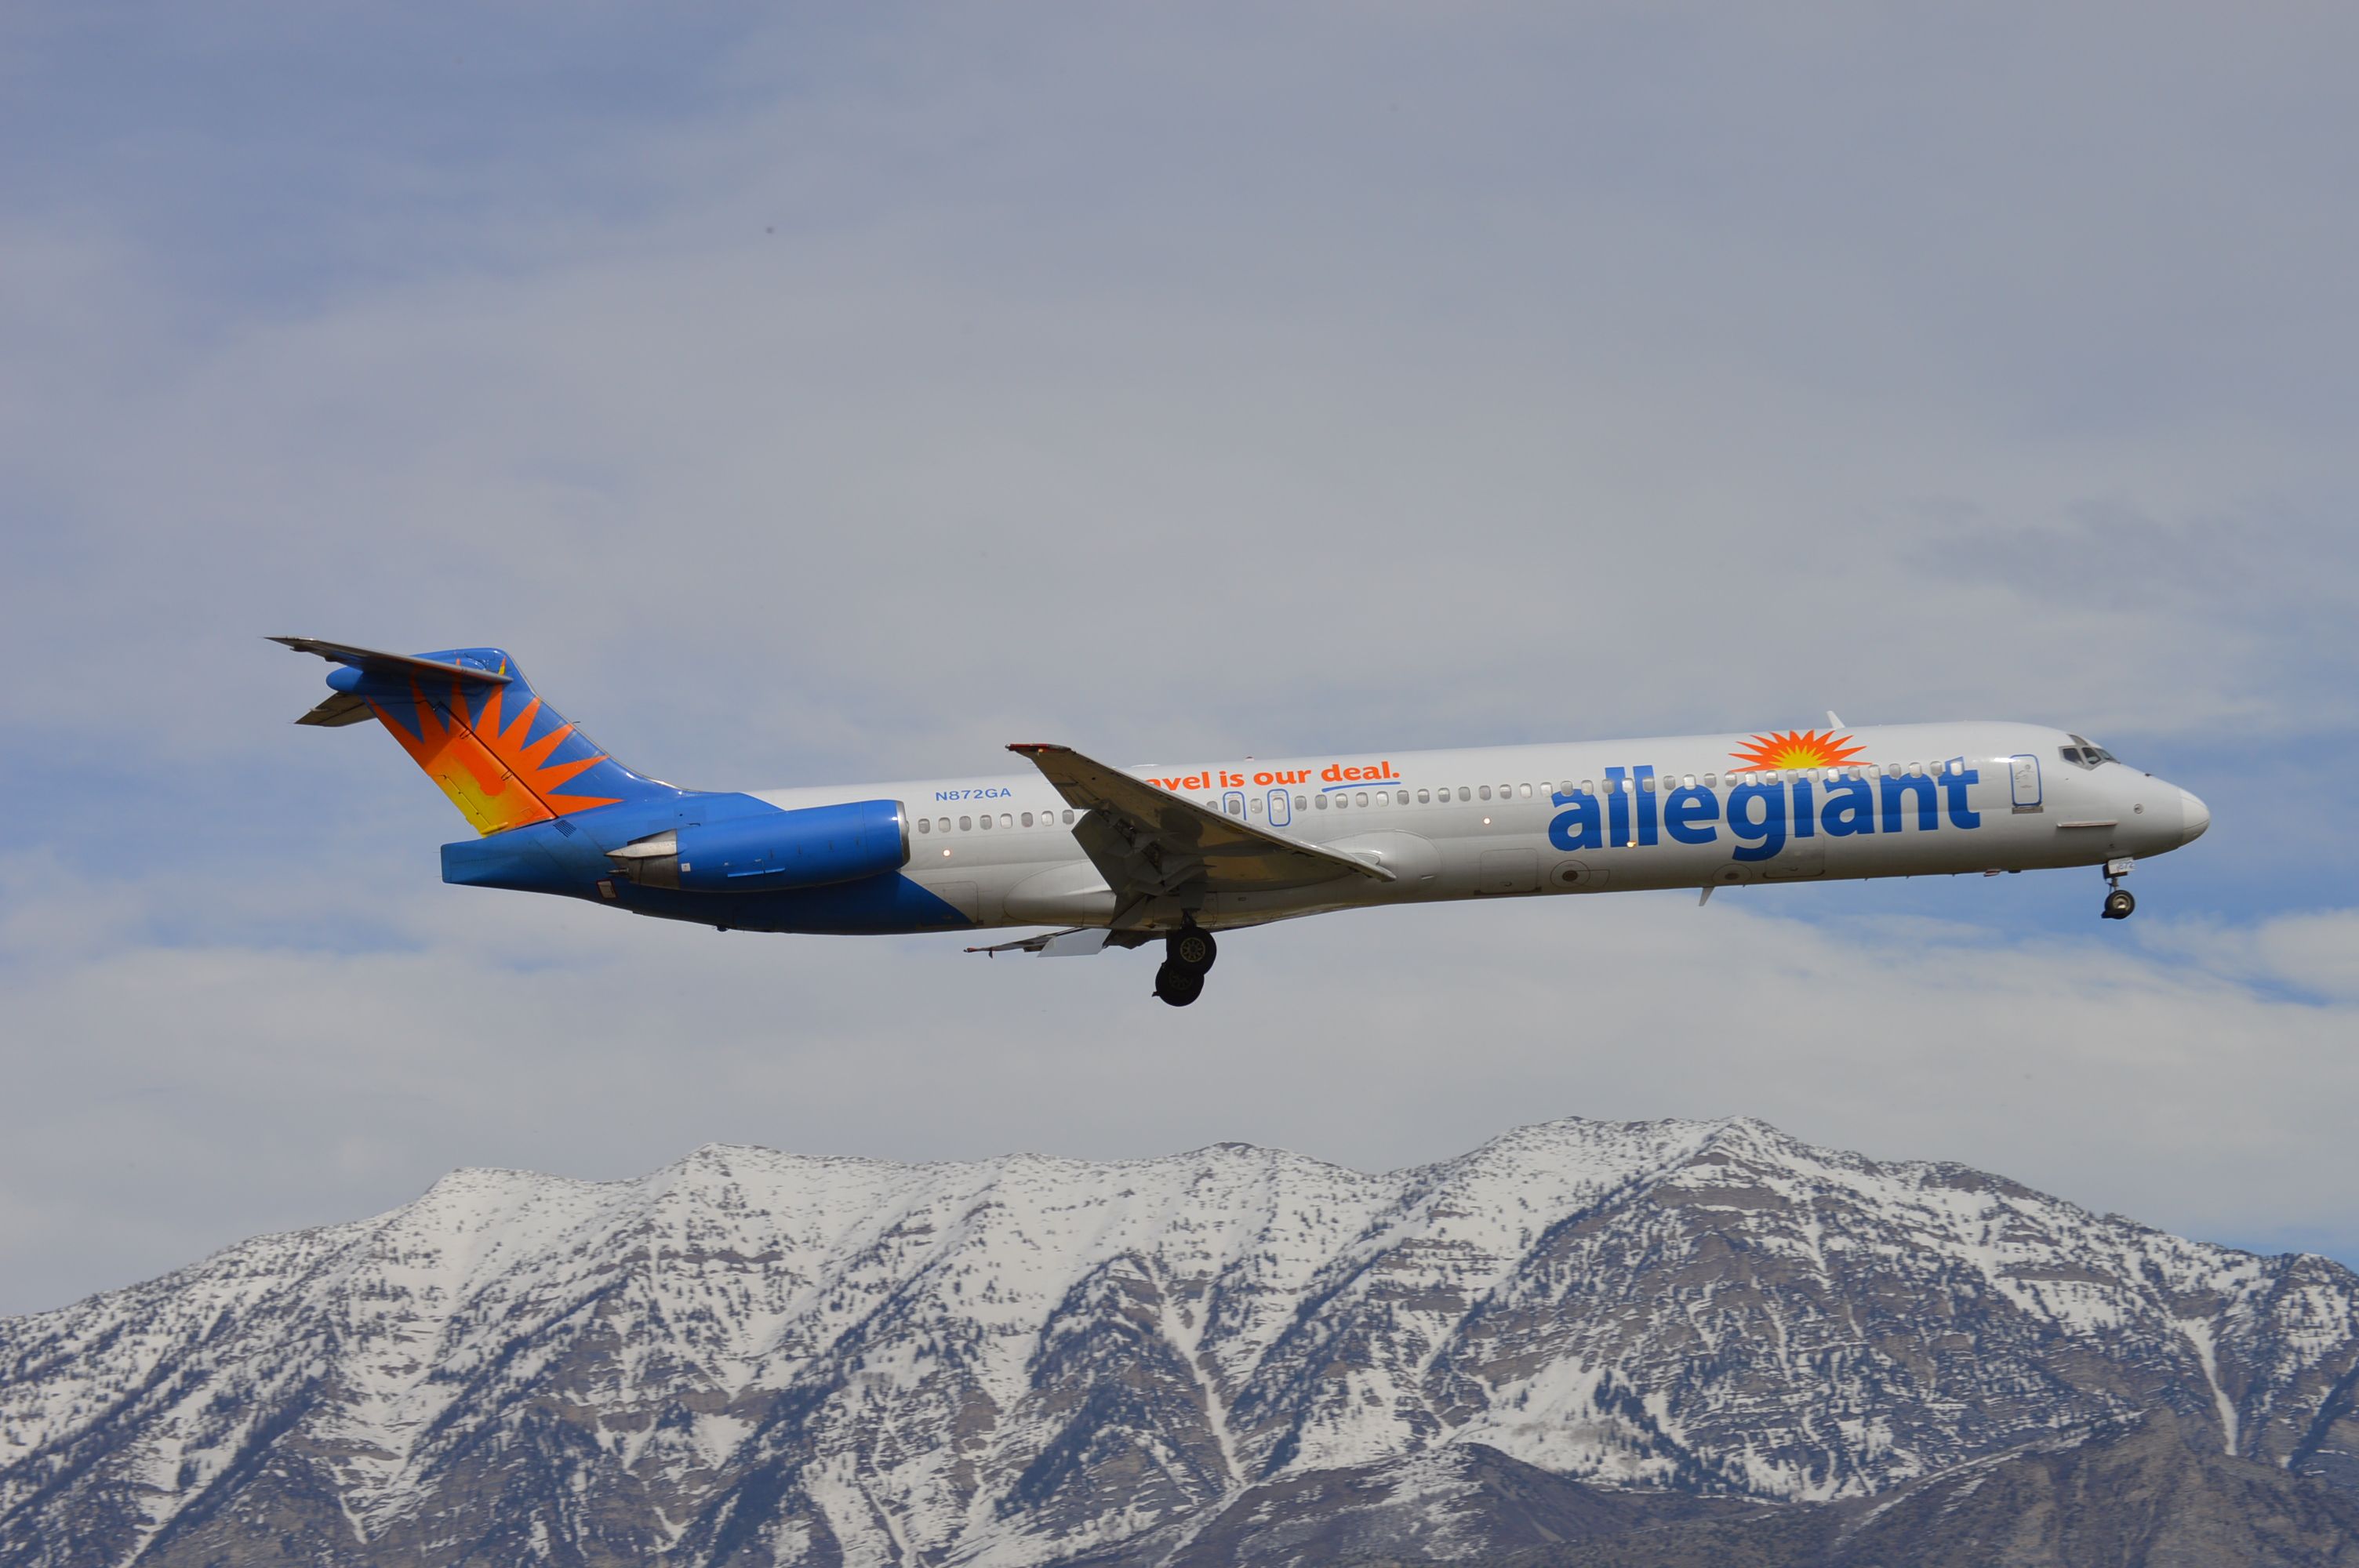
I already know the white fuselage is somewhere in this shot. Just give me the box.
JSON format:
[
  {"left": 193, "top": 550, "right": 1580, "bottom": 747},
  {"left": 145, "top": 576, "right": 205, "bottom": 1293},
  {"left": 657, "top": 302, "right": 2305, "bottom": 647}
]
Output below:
[{"left": 748, "top": 721, "right": 2208, "bottom": 934}]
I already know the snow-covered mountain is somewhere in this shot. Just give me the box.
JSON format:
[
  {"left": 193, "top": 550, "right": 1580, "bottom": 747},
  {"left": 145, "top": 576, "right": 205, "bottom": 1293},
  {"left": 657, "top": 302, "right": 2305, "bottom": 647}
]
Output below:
[{"left": 3, "top": 1117, "right": 2356, "bottom": 1566}]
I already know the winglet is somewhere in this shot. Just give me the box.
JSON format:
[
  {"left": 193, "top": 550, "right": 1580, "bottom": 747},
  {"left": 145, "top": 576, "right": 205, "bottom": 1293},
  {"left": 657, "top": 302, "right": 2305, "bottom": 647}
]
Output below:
[{"left": 1826, "top": 710, "right": 1845, "bottom": 729}]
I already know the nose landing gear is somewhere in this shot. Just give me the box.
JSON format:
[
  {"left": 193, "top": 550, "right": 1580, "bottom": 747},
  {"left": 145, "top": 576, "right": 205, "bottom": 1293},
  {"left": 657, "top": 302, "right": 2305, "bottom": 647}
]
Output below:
[
  {"left": 1154, "top": 924, "right": 1218, "bottom": 1007},
  {"left": 2100, "top": 858, "right": 2136, "bottom": 920}
]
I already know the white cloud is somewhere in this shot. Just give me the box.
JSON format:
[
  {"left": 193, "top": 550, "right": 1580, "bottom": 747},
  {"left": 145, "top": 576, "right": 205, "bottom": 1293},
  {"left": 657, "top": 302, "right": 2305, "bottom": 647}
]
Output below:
[
  {"left": 3, "top": 869, "right": 2354, "bottom": 1313},
  {"left": 5, "top": 5, "right": 2354, "bottom": 768},
  {"left": 2141, "top": 909, "right": 2359, "bottom": 1004},
  {"left": 2, "top": 3, "right": 2355, "bottom": 1312}
]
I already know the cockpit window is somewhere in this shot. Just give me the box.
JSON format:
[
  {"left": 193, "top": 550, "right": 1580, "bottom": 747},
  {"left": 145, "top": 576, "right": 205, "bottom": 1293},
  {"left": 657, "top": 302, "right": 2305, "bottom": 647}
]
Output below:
[{"left": 2061, "top": 733, "right": 2121, "bottom": 769}]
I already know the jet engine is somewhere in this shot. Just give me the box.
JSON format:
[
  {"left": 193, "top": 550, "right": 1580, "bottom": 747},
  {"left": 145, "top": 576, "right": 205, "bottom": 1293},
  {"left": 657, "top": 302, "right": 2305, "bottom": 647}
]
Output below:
[{"left": 606, "top": 800, "right": 909, "bottom": 892}]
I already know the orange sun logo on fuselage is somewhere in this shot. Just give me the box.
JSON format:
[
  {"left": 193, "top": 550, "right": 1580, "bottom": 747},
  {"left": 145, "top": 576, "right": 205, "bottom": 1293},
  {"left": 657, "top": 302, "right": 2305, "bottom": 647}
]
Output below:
[{"left": 1729, "top": 728, "right": 1867, "bottom": 771}]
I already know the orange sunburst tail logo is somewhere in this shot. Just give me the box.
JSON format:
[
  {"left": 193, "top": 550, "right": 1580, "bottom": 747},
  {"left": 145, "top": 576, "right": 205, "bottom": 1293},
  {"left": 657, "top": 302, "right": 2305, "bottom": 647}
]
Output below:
[
  {"left": 360, "top": 653, "right": 631, "bottom": 835},
  {"left": 1728, "top": 728, "right": 1869, "bottom": 772}
]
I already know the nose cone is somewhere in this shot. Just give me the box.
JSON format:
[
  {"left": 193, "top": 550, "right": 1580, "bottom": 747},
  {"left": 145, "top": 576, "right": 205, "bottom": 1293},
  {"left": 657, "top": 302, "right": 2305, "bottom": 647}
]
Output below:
[{"left": 2177, "top": 787, "right": 2210, "bottom": 844}]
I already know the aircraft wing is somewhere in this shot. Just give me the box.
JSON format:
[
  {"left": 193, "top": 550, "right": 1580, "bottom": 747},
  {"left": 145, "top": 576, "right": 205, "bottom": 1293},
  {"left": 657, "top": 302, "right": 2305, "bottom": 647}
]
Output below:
[{"left": 1008, "top": 742, "right": 1394, "bottom": 908}]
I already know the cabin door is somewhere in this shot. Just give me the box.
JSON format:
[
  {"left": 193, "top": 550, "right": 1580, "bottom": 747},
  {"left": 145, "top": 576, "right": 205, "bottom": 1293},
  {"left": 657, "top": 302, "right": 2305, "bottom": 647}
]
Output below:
[{"left": 2009, "top": 753, "right": 2042, "bottom": 812}]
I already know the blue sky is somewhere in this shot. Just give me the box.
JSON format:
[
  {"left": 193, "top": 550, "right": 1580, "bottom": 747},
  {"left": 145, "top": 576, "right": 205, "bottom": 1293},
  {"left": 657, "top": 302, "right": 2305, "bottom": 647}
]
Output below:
[{"left": 2, "top": 3, "right": 2355, "bottom": 1313}]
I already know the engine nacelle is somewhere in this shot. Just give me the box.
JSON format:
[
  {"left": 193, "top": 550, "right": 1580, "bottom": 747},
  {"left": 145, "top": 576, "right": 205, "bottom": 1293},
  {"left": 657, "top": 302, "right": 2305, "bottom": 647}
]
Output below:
[{"left": 606, "top": 800, "right": 909, "bottom": 892}]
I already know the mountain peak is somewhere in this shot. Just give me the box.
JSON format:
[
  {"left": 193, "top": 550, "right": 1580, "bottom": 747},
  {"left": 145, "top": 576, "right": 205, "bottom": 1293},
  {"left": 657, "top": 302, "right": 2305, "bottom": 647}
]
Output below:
[{"left": 6, "top": 1120, "right": 2355, "bottom": 1568}]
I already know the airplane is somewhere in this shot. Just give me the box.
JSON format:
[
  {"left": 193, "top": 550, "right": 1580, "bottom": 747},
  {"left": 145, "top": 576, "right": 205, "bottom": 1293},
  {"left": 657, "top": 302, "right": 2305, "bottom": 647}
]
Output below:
[{"left": 277, "top": 637, "right": 2211, "bottom": 1007}]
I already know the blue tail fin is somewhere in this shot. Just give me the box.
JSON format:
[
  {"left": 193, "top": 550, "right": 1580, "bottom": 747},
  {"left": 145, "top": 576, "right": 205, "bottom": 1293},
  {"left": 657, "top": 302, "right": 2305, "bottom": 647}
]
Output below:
[{"left": 275, "top": 637, "right": 672, "bottom": 835}]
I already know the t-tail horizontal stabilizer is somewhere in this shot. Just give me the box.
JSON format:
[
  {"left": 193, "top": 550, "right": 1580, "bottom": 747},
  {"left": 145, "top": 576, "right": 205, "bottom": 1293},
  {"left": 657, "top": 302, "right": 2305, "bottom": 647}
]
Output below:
[
  {"left": 274, "top": 635, "right": 672, "bottom": 835},
  {"left": 271, "top": 637, "right": 512, "bottom": 728}
]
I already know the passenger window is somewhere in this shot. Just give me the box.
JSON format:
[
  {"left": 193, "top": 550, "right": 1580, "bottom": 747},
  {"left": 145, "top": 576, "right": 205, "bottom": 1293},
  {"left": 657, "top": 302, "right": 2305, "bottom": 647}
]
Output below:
[
  {"left": 1020, "top": 811, "right": 1032, "bottom": 827},
  {"left": 959, "top": 815, "right": 972, "bottom": 830},
  {"left": 1334, "top": 793, "right": 1348, "bottom": 809},
  {"left": 1315, "top": 793, "right": 1328, "bottom": 810},
  {"left": 1418, "top": 788, "right": 1430, "bottom": 804},
  {"left": 1685, "top": 775, "right": 1697, "bottom": 789},
  {"left": 917, "top": 818, "right": 930, "bottom": 833},
  {"left": 1457, "top": 786, "right": 1471, "bottom": 801},
  {"left": 1249, "top": 797, "right": 1262, "bottom": 814},
  {"left": 1062, "top": 809, "right": 1075, "bottom": 824},
  {"left": 1518, "top": 783, "right": 1532, "bottom": 798},
  {"left": 1355, "top": 791, "right": 1369, "bottom": 807},
  {"left": 1641, "top": 775, "right": 1656, "bottom": 793},
  {"left": 1703, "top": 773, "right": 1716, "bottom": 788},
  {"left": 1478, "top": 786, "right": 1492, "bottom": 800},
  {"left": 1001, "top": 813, "right": 1013, "bottom": 828},
  {"left": 1295, "top": 795, "right": 1307, "bottom": 811},
  {"left": 1580, "top": 779, "right": 1594, "bottom": 794}
]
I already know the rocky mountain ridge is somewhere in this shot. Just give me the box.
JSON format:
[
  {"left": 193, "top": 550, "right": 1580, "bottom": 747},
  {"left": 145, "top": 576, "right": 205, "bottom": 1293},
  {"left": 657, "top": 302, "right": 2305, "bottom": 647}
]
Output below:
[{"left": 4, "top": 1116, "right": 2357, "bottom": 1566}]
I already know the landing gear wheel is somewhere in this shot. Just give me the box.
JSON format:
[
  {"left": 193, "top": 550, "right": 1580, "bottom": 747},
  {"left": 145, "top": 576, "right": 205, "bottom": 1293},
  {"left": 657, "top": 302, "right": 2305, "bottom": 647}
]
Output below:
[
  {"left": 1167, "top": 927, "right": 1218, "bottom": 973},
  {"left": 1154, "top": 961, "right": 1206, "bottom": 1007},
  {"left": 2102, "top": 887, "right": 2135, "bottom": 920}
]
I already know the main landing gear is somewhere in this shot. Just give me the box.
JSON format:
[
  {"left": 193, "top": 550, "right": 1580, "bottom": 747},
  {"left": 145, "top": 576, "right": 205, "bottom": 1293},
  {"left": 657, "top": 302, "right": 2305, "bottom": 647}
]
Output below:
[
  {"left": 1154, "top": 924, "right": 1218, "bottom": 1007},
  {"left": 2101, "top": 858, "right": 2136, "bottom": 920}
]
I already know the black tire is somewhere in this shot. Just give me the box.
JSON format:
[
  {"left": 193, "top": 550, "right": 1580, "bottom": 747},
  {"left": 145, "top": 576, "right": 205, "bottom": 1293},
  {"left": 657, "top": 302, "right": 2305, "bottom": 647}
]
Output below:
[
  {"left": 1168, "top": 927, "right": 1218, "bottom": 973},
  {"left": 2103, "top": 887, "right": 2135, "bottom": 920},
  {"left": 1154, "top": 961, "right": 1205, "bottom": 1007}
]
